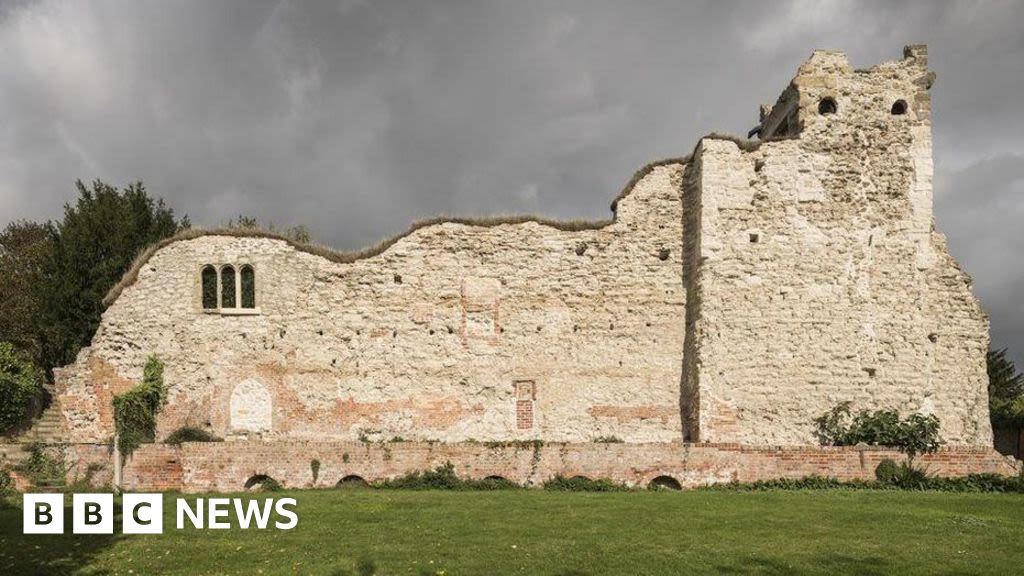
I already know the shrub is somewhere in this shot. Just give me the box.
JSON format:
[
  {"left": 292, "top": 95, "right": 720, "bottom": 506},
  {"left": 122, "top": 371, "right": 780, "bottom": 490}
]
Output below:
[
  {"left": 112, "top": 355, "right": 166, "bottom": 456},
  {"left": 813, "top": 402, "right": 942, "bottom": 458},
  {"left": 375, "top": 462, "right": 519, "bottom": 490},
  {"left": 17, "top": 443, "right": 66, "bottom": 487},
  {"left": 542, "top": 476, "right": 631, "bottom": 492},
  {"left": 875, "top": 458, "right": 899, "bottom": 483},
  {"left": 246, "top": 475, "right": 283, "bottom": 492},
  {"left": 886, "top": 461, "right": 931, "bottom": 489},
  {"left": 594, "top": 436, "right": 624, "bottom": 443},
  {"left": 703, "top": 475, "right": 872, "bottom": 492},
  {"left": 311, "top": 459, "right": 321, "bottom": 483},
  {"left": 702, "top": 472, "right": 1024, "bottom": 493},
  {"left": 0, "top": 342, "right": 44, "bottom": 434},
  {"left": 164, "top": 426, "right": 221, "bottom": 445},
  {"left": 0, "top": 469, "right": 15, "bottom": 500}
]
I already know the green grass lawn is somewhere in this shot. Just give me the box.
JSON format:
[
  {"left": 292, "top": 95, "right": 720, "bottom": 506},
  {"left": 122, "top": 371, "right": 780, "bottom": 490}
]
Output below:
[{"left": 3, "top": 489, "right": 1023, "bottom": 575}]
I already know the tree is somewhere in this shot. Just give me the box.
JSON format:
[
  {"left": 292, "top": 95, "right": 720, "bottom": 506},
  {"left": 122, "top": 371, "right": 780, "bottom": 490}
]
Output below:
[
  {"left": 988, "top": 348, "right": 1024, "bottom": 428},
  {"left": 43, "top": 180, "right": 189, "bottom": 371},
  {"left": 0, "top": 342, "right": 44, "bottom": 434},
  {"left": 0, "top": 221, "right": 55, "bottom": 367}
]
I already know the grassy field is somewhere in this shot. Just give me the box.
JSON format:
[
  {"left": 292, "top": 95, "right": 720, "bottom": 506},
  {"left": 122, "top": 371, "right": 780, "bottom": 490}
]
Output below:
[{"left": 3, "top": 489, "right": 1023, "bottom": 575}]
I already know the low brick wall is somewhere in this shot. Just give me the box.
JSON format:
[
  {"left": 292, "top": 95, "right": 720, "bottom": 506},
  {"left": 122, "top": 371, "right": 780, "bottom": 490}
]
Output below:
[{"left": 110, "top": 441, "right": 1020, "bottom": 493}]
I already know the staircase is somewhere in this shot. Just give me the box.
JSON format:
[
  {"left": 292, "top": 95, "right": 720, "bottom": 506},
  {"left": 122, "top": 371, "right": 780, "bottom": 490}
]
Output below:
[
  {"left": 0, "top": 401, "right": 67, "bottom": 468},
  {"left": 19, "top": 404, "right": 67, "bottom": 445}
]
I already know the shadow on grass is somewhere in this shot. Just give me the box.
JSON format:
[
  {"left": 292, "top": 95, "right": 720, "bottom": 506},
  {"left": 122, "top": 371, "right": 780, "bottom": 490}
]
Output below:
[
  {"left": 715, "top": 553, "right": 889, "bottom": 575},
  {"left": 0, "top": 503, "right": 122, "bottom": 575}
]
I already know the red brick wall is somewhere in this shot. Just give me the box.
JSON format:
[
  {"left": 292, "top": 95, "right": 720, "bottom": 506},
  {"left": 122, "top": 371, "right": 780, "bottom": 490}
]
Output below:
[{"left": 110, "top": 441, "right": 1019, "bottom": 493}]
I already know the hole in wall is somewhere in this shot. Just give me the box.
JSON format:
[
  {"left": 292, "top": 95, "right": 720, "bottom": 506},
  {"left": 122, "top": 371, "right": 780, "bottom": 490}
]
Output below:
[
  {"left": 891, "top": 100, "right": 908, "bottom": 115},
  {"left": 393, "top": 274, "right": 402, "bottom": 284},
  {"left": 863, "top": 367, "right": 877, "bottom": 378},
  {"left": 754, "top": 159, "right": 765, "bottom": 172},
  {"left": 749, "top": 233, "right": 760, "bottom": 243},
  {"left": 928, "top": 333, "right": 938, "bottom": 343},
  {"left": 336, "top": 475, "right": 369, "bottom": 489},
  {"left": 648, "top": 476, "right": 682, "bottom": 491},
  {"left": 575, "top": 242, "right": 588, "bottom": 256},
  {"left": 244, "top": 474, "right": 279, "bottom": 491},
  {"left": 658, "top": 248, "right": 670, "bottom": 261},
  {"left": 818, "top": 97, "right": 837, "bottom": 115}
]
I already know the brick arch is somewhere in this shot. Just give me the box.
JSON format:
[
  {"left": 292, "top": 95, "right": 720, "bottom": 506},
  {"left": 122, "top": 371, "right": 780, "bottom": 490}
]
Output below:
[{"left": 229, "top": 379, "right": 273, "bottom": 434}]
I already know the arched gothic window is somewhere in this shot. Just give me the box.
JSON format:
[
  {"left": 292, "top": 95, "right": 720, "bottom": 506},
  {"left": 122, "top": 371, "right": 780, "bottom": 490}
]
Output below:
[
  {"left": 221, "top": 265, "right": 236, "bottom": 308},
  {"left": 240, "top": 265, "right": 256, "bottom": 309},
  {"left": 201, "top": 265, "right": 218, "bottom": 309}
]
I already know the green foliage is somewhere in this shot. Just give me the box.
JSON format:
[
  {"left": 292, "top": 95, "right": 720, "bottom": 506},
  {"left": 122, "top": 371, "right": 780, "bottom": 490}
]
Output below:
[
  {"left": 594, "top": 435, "right": 624, "bottom": 443},
  {"left": 704, "top": 471, "right": 1024, "bottom": 493},
  {"left": 164, "top": 426, "right": 221, "bottom": 445},
  {"left": 311, "top": 459, "right": 321, "bottom": 483},
  {"left": 246, "top": 475, "right": 283, "bottom": 492},
  {"left": 44, "top": 180, "right": 188, "bottom": 372},
  {"left": 875, "top": 458, "right": 900, "bottom": 483},
  {"left": 375, "top": 462, "right": 519, "bottom": 490},
  {"left": 884, "top": 461, "right": 931, "bottom": 489},
  {"left": 0, "top": 342, "right": 44, "bottom": 434},
  {"left": 0, "top": 469, "right": 15, "bottom": 500},
  {"left": 17, "top": 443, "right": 66, "bottom": 487},
  {"left": 113, "top": 355, "right": 166, "bottom": 456},
  {"left": 988, "top": 348, "right": 1024, "bottom": 427},
  {"left": 0, "top": 221, "right": 56, "bottom": 367},
  {"left": 704, "top": 475, "right": 871, "bottom": 491},
  {"left": 813, "top": 402, "right": 942, "bottom": 458},
  {"left": 542, "top": 476, "right": 632, "bottom": 492}
]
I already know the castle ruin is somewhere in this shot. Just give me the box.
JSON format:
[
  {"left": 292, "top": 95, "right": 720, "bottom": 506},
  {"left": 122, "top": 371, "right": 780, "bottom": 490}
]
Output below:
[{"left": 46, "top": 45, "right": 1018, "bottom": 490}]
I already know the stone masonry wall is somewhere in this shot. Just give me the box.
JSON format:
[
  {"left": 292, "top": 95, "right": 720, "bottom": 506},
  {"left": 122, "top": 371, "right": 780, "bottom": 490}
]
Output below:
[
  {"left": 56, "top": 165, "right": 688, "bottom": 445},
  {"left": 686, "top": 47, "right": 991, "bottom": 446},
  {"left": 117, "top": 440, "right": 1018, "bottom": 493},
  {"left": 49, "top": 45, "right": 994, "bottom": 470}
]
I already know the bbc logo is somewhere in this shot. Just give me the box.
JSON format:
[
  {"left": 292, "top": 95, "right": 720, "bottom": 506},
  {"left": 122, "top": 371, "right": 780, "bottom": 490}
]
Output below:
[{"left": 23, "top": 493, "right": 164, "bottom": 534}]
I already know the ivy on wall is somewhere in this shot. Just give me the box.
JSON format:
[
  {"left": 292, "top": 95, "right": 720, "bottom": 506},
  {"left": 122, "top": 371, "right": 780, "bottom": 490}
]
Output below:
[{"left": 112, "top": 355, "right": 166, "bottom": 457}]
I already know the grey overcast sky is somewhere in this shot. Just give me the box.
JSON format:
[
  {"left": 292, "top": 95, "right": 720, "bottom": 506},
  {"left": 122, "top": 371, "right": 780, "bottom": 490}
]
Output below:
[{"left": 0, "top": 0, "right": 1022, "bottom": 366}]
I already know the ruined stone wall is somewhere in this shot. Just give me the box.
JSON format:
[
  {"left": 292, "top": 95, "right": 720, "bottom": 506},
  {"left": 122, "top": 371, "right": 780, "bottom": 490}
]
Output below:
[
  {"left": 56, "top": 164, "right": 687, "bottom": 445},
  {"left": 686, "top": 47, "right": 992, "bottom": 446}
]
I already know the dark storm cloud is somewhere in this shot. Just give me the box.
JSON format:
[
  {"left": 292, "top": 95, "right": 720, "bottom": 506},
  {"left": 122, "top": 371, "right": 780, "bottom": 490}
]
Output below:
[{"left": 0, "top": 0, "right": 1022, "bottom": 363}]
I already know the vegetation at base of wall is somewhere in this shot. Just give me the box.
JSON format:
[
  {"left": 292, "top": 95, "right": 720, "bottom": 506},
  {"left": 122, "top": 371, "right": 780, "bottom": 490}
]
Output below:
[
  {"left": 594, "top": 436, "right": 624, "bottom": 443},
  {"left": 163, "top": 426, "right": 222, "bottom": 445},
  {"left": 15, "top": 443, "right": 67, "bottom": 488},
  {"left": 813, "top": 401, "right": 942, "bottom": 458},
  {"left": 310, "top": 459, "right": 321, "bottom": 483},
  {"left": 374, "top": 462, "right": 520, "bottom": 491},
  {"left": 112, "top": 355, "right": 166, "bottom": 456},
  {"left": 542, "top": 476, "right": 632, "bottom": 492},
  {"left": 874, "top": 458, "right": 900, "bottom": 483},
  {"left": 988, "top": 348, "right": 1024, "bottom": 428},
  {"left": 245, "top": 475, "right": 283, "bottom": 492},
  {"left": 703, "top": 468, "right": 1024, "bottom": 493},
  {"left": 0, "top": 342, "right": 45, "bottom": 434}
]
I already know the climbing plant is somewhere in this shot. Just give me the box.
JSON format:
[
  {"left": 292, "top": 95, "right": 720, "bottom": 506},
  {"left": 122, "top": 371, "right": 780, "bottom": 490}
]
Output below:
[{"left": 112, "top": 355, "right": 166, "bottom": 456}]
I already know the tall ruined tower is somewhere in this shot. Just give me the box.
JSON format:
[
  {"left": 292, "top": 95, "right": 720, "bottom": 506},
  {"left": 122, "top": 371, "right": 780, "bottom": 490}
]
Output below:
[{"left": 682, "top": 45, "right": 993, "bottom": 446}]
